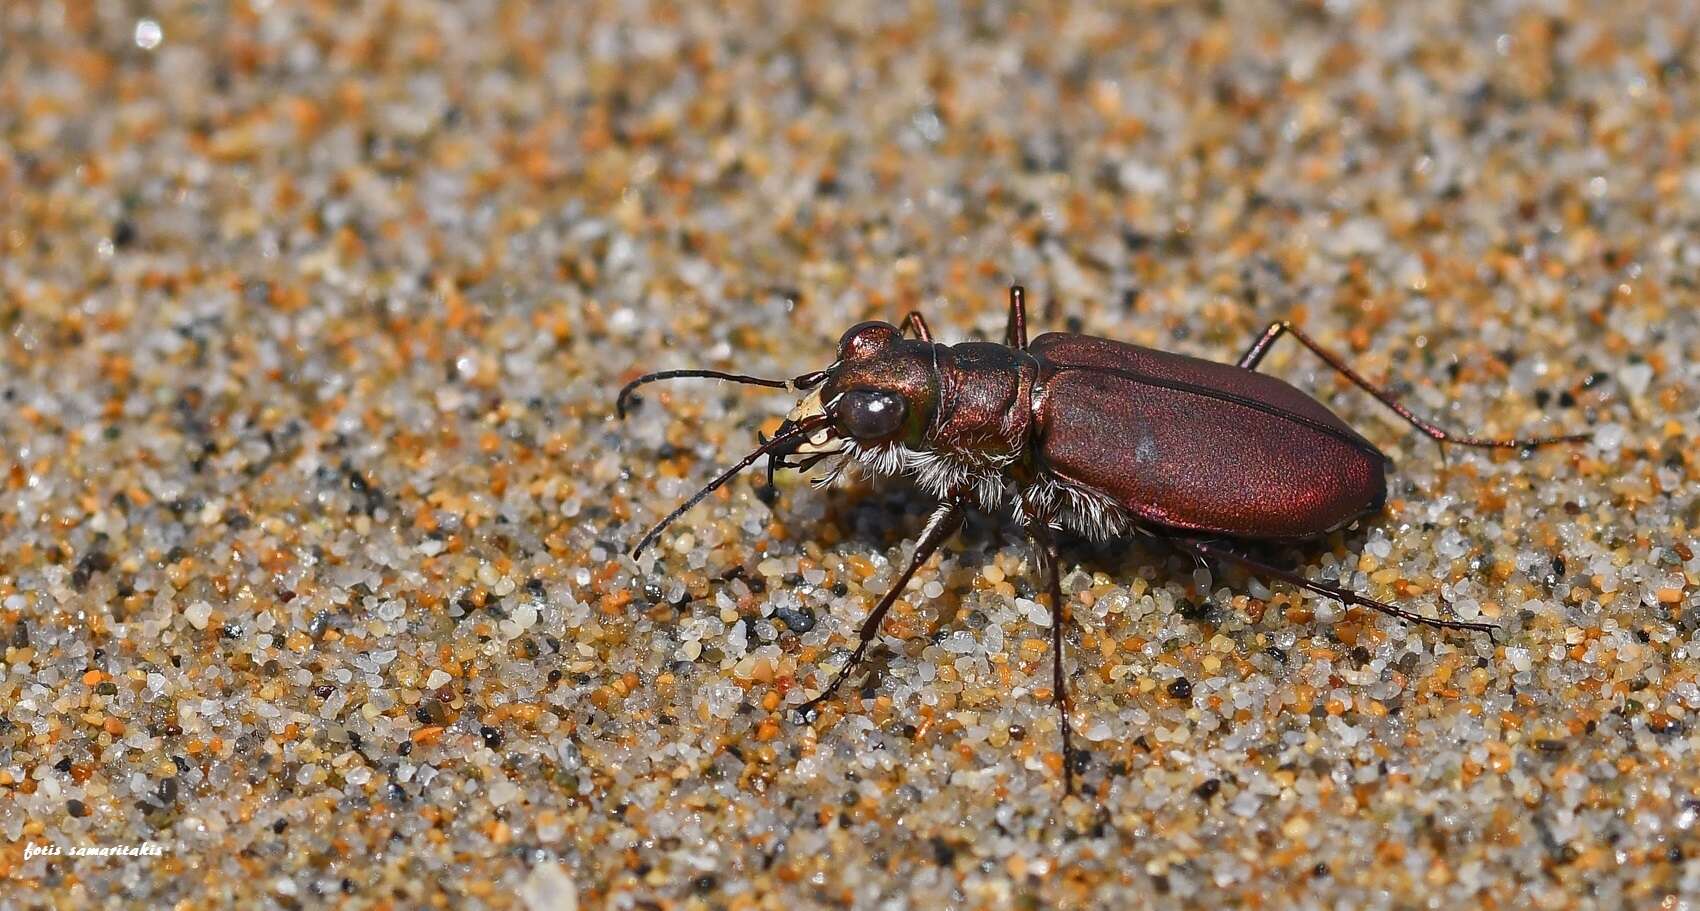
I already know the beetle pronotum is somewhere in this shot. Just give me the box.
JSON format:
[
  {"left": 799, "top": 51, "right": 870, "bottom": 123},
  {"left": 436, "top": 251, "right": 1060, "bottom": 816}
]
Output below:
[{"left": 618, "top": 287, "right": 1587, "bottom": 793}]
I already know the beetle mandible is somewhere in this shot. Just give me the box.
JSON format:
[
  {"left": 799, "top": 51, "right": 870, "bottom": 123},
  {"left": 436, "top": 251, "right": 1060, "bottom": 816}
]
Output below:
[{"left": 617, "top": 287, "right": 1587, "bottom": 793}]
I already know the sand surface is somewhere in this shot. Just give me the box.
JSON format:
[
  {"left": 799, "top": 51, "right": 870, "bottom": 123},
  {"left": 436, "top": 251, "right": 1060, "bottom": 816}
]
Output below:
[{"left": 3, "top": 1, "right": 1698, "bottom": 908}]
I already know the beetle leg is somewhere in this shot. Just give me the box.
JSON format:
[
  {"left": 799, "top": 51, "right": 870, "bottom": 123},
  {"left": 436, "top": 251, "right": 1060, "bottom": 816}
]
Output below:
[
  {"left": 1005, "top": 285, "right": 1029, "bottom": 350},
  {"left": 899, "top": 311, "right": 933, "bottom": 342},
  {"left": 795, "top": 498, "right": 965, "bottom": 719},
  {"left": 1020, "top": 515, "right": 1077, "bottom": 795},
  {"left": 1235, "top": 320, "right": 1588, "bottom": 450},
  {"left": 1234, "top": 321, "right": 1290, "bottom": 371},
  {"left": 1168, "top": 537, "right": 1499, "bottom": 635}
]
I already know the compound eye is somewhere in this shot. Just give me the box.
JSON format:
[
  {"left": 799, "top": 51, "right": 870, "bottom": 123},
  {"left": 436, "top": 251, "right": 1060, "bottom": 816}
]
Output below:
[{"left": 838, "top": 389, "right": 907, "bottom": 442}]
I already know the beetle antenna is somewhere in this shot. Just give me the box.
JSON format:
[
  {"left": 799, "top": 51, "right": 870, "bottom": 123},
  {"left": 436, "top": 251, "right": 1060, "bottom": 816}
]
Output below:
[
  {"left": 617, "top": 370, "right": 786, "bottom": 418},
  {"left": 631, "top": 415, "right": 831, "bottom": 557},
  {"left": 615, "top": 368, "right": 832, "bottom": 418}
]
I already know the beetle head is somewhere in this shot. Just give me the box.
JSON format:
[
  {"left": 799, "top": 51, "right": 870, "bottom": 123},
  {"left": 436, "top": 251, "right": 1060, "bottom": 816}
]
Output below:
[
  {"left": 620, "top": 319, "right": 938, "bottom": 556},
  {"left": 775, "top": 321, "right": 937, "bottom": 460}
]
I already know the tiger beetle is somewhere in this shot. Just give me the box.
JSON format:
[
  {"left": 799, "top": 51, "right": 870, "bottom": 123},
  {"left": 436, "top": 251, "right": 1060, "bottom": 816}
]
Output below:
[{"left": 616, "top": 286, "right": 1587, "bottom": 794}]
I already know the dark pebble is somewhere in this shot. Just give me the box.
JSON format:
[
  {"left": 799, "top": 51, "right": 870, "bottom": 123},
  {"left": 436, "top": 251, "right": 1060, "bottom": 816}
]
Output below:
[{"left": 774, "top": 606, "right": 816, "bottom": 633}]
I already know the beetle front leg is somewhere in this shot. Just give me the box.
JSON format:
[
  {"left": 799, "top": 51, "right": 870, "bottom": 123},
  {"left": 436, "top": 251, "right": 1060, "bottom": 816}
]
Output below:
[
  {"left": 1019, "top": 513, "right": 1077, "bottom": 795},
  {"left": 795, "top": 497, "right": 964, "bottom": 719}
]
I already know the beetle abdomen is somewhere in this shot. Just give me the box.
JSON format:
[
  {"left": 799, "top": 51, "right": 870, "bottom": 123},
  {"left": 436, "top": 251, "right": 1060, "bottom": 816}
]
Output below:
[{"left": 1030, "top": 334, "right": 1388, "bottom": 539}]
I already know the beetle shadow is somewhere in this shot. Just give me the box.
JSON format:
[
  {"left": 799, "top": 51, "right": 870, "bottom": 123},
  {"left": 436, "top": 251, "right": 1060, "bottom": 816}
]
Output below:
[
  {"left": 799, "top": 474, "right": 1385, "bottom": 629},
  {"left": 788, "top": 478, "right": 1410, "bottom": 739},
  {"left": 800, "top": 480, "right": 1092, "bottom": 646},
  {"left": 807, "top": 480, "right": 941, "bottom": 549}
]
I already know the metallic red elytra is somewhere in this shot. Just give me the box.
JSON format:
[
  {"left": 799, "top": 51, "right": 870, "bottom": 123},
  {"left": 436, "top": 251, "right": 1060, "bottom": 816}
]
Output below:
[{"left": 616, "top": 287, "right": 1587, "bottom": 793}]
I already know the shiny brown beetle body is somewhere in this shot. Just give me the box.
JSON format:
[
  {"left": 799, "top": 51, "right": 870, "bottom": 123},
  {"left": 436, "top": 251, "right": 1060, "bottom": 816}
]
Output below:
[
  {"left": 1029, "top": 332, "right": 1388, "bottom": 540},
  {"left": 617, "top": 287, "right": 1587, "bottom": 793}
]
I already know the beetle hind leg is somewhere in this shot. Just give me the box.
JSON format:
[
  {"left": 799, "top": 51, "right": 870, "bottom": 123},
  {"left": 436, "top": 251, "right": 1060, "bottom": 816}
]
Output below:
[
  {"left": 1169, "top": 536, "right": 1499, "bottom": 636},
  {"left": 1237, "top": 320, "right": 1588, "bottom": 451}
]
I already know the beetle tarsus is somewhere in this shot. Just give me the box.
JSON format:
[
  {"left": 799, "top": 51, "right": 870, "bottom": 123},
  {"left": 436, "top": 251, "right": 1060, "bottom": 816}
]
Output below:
[
  {"left": 795, "top": 643, "right": 869, "bottom": 720},
  {"left": 1236, "top": 320, "right": 1589, "bottom": 451},
  {"left": 1169, "top": 537, "right": 1499, "bottom": 635}
]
